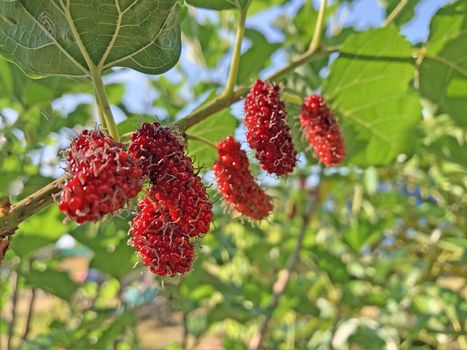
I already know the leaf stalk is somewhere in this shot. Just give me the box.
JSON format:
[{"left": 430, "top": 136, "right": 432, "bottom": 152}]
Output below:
[
  {"left": 91, "top": 68, "right": 120, "bottom": 142},
  {"left": 221, "top": 5, "right": 249, "bottom": 98},
  {"left": 309, "top": 0, "right": 327, "bottom": 52}
]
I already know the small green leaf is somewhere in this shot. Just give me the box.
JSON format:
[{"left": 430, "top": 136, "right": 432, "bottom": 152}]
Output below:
[
  {"left": 117, "top": 115, "right": 156, "bottom": 136},
  {"left": 10, "top": 207, "right": 69, "bottom": 257},
  {"left": 89, "top": 237, "right": 135, "bottom": 280},
  {"left": 22, "top": 268, "right": 79, "bottom": 300},
  {"left": 187, "top": 110, "right": 238, "bottom": 167},
  {"left": 311, "top": 248, "right": 350, "bottom": 284},
  {"left": 349, "top": 326, "right": 385, "bottom": 349},
  {"left": 237, "top": 29, "right": 281, "bottom": 84}
]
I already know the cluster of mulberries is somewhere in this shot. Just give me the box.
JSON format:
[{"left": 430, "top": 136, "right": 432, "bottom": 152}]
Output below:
[
  {"left": 59, "top": 130, "right": 142, "bottom": 224},
  {"left": 214, "top": 137, "right": 273, "bottom": 220},
  {"left": 130, "top": 122, "right": 213, "bottom": 237},
  {"left": 57, "top": 78, "right": 346, "bottom": 278},
  {"left": 244, "top": 80, "right": 297, "bottom": 176},
  {"left": 131, "top": 197, "right": 195, "bottom": 276},
  {"left": 300, "top": 95, "right": 345, "bottom": 166},
  {"left": 129, "top": 122, "right": 213, "bottom": 276}
]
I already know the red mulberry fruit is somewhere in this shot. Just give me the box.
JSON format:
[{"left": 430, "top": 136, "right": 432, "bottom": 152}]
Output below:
[
  {"left": 130, "top": 196, "right": 195, "bottom": 277},
  {"left": 68, "top": 130, "right": 116, "bottom": 174},
  {"left": 59, "top": 131, "right": 143, "bottom": 224},
  {"left": 130, "top": 122, "right": 213, "bottom": 237},
  {"left": 300, "top": 95, "right": 345, "bottom": 166},
  {"left": 213, "top": 136, "right": 273, "bottom": 220},
  {"left": 244, "top": 80, "right": 297, "bottom": 176}
]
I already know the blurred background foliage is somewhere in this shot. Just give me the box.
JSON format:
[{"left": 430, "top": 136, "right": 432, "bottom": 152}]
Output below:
[{"left": 0, "top": 0, "right": 466, "bottom": 349}]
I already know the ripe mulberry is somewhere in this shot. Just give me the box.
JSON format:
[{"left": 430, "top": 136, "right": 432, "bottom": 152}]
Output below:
[
  {"left": 59, "top": 131, "right": 143, "bottom": 224},
  {"left": 131, "top": 196, "right": 195, "bottom": 277},
  {"left": 244, "top": 80, "right": 297, "bottom": 176},
  {"left": 68, "top": 130, "right": 116, "bottom": 174},
  {"left": 300, "top": 95, "right": 345, "bottom": 166},
  {"left": 213, "top": 136, "right": 273, "bottom": 220},
  {"left": 130, "top": 122, "right": 213, "bottom": 237}
]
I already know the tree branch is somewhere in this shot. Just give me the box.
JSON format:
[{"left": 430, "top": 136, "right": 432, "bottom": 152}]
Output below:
[
  {"left": 0, "top": 176, "right": 66, "bottom": 239},
  {"left": 249, "top": 188, "right": 319, "bottom": 350}
]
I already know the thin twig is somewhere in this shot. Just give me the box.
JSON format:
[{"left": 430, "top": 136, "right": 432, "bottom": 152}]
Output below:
[
  {"left": 383, "top": 0, "right": 408, "bottom": 27},
  {"left": 22, "top": 288, "right": 37, "bottom": 341},
  {"left": 181, "top": 311, "right": 189, "bottom": 350},
  {"left": 7, "top": 272, "right": 20, "bottom": 350},
  {"left": 249, "top": 189, "right": 319, "bottom": 350}
]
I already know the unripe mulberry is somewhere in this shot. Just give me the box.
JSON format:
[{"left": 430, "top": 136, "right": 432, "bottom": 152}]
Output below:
[
  {"left": 244, "top": 80, "right": 297, "bottom": 176},
  {"left": 130, "top": 196, "right": 195, "bottom": 277},
  {"left": 130, "top": 122, "right": 213, "bottom": 237},
  {"left": 59, "top": 131, "right": 143, "bottom": 224},
  {"left": 213, "top": 136, "right": 273, "bottom": 220},
  {"left": 300, "top": 95, "right": 345, "bottom": 166}
]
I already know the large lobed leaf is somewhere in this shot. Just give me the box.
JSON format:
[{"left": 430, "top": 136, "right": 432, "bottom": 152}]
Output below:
[
  {"left": 0, "top": 0, "right": 182, "bottom": 78},
  {"left": 419, "top": 0, "right": 467, "bottom": 126},
  {"left": 323, "top": 27, "right": 421, "bottom": 166}
]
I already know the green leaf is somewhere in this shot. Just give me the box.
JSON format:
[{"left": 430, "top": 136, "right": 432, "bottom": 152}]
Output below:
[
  {"left": 348, "top": 326, "right": 385, "bottom": 349},
  {"left": 181, "top": 16, "right": 229, "bottom": 69},
  {"left": 22, "top": 268, "right": 79, "bottom": 300},
  {"left": 419, "top": 1, "right": 467, "bottom": 126},
  {"left": 185, "top": 0, "right": 237, "bottom": 11},
  {"left": 10, "top": 206, "right": 69, "bottom": 257},
  {"left": 94, "top": 311, "right": 137, "bottom": 348},
  {"left": 89, "top": 237, "right": 135, "bottom": 280},
  {"left": 0, "top": 58, "right": 86, "bottom": 109},
  {"left": 311, "top": 248, "right": 350, "bottom": 284},
  {"left": 207, "top": 300, "right": 253, "bottom": 324},
  {"left": 0, "top": 1, "right": 182, "bottom": 78},
  {"left": 117, "top": 115, "right": 156, "bottom": 136},
  {"left": 237, "top": 29, "right": 280, "bottom": 84},
  {"left": 323, "top": 28, "right": 421, "bottom": 165},
  {"left": 187, "top": 110, "right": 238, "bottom": 167}
]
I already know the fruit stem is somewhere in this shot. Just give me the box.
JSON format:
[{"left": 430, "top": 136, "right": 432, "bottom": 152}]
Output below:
[
  {"left": 221, "top": 4, "right": 250, "bottom": 99},
  {"left": 185, "top": 134, "right": 218, "bottom": 150},
  {"left": 91, "top": 69, "right": 120, "bottom": 142},
  {"left": 309, "top": 0, "right": 327, "bottom": 52}
]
